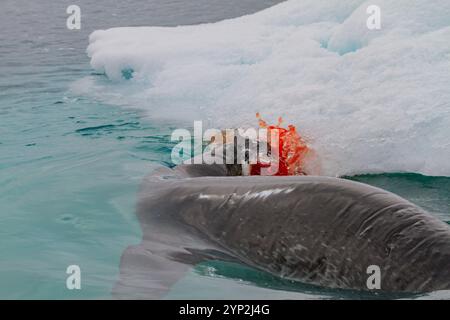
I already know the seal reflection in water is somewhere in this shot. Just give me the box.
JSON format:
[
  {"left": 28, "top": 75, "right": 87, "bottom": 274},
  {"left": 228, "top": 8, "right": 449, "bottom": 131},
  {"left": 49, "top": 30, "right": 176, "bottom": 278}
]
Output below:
[{"left": 113, "top": 163, "right": 450, "bottom": 299}]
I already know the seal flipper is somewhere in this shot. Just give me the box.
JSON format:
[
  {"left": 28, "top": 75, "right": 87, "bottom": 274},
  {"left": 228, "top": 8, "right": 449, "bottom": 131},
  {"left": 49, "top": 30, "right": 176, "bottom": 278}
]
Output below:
[
  {"left": 113, "top": 244, "right": 190, "bottom": 300},
  {"left": 113, "top": 245, "right": 240, "bottom": 299}
]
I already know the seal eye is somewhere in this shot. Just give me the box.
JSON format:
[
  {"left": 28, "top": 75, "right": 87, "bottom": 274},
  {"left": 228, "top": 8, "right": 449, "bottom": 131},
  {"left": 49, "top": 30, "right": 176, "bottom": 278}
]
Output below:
[
  {"left": 312, "top": 256, "right": 327, "bottom": 271},
  {"left": 384, "top": 234, "right": 402, "bottom": 257},
  {"left": 385, "top": 244, "right": 394, "bottom": 256}
]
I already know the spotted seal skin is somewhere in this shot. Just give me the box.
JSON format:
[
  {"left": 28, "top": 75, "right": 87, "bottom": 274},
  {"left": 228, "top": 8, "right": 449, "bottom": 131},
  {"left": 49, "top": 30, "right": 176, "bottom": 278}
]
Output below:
[{"left": 113, "top": 164, "right": 450, "bottom": 299}]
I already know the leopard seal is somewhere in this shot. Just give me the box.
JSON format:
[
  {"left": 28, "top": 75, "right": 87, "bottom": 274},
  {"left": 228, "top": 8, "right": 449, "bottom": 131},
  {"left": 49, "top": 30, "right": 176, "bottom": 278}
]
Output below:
[{"left": 113, "top": 164, "right": 450, "bottom": 299}]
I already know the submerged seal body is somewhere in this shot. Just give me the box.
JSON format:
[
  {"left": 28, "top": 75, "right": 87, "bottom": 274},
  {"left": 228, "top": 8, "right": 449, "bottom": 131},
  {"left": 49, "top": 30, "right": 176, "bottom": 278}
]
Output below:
[{"left": 113, "top": 164, "right": 450, "bottom": 299}]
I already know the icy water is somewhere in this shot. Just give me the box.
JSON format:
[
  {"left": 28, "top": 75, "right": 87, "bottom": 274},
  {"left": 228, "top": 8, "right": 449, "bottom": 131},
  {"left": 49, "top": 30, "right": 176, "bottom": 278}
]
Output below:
[{"left": 0, "top": 0, "right": 449, "bottom": 299}]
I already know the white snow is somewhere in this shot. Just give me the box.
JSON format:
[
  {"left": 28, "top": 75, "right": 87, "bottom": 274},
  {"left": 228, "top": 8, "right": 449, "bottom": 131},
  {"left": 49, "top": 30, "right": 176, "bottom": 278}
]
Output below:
[{"left": 81, "top": 0, "right": 450, "bottom": 177}]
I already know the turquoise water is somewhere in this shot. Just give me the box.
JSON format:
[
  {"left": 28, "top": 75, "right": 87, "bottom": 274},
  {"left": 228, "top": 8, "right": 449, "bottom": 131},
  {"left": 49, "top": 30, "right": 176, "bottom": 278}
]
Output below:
[
  {"left": 1, "top": 0, "right": 449, "bottom": 299},
  {"left": 348, "top": 174, "right": 450, "bottom": 225}
]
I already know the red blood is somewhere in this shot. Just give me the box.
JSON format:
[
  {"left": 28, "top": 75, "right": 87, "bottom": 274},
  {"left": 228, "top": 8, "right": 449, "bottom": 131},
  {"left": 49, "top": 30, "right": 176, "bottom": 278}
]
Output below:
[{"left": 250, "top": 113, "right": 309, "bottom": 176}]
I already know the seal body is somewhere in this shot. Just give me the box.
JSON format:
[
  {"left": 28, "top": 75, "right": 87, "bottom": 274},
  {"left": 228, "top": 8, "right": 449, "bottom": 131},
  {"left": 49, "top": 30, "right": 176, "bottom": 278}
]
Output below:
[{"left": 113, "top": 164, "right": 450, "bottom": 298}]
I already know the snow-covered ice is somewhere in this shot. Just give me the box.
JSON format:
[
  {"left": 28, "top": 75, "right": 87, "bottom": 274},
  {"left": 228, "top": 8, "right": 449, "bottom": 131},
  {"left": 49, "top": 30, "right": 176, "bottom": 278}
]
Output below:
[{"left": 80, "top": 0, "right": 450, "bottom": 177}]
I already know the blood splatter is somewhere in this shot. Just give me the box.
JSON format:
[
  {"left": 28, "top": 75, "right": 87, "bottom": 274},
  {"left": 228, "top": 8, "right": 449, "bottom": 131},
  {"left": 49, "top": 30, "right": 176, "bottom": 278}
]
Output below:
[{"left": 250, "top": 113, "right": 310, "bottom": 176}]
